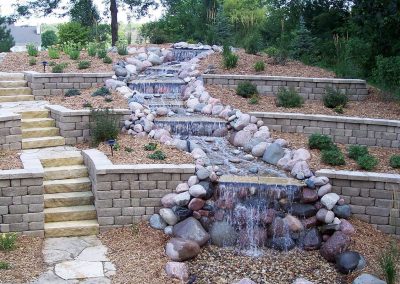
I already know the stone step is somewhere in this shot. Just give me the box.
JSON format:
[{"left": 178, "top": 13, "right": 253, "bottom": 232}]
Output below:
[
  {"left": 0, "top": 80, "right": 27, "bottom": 88},
  {"left": 44, "top": 165, "right": 88, "bottom": 181},
  {"left": 45, "top": 205, "right": 96, "bottom": 222},
  {"left": 19, "top": 109, "right": 49, "bottom": 119},
  {"left": 41, "top": 154, "right": 84, "bottom": 168},
  {"left": 0, "top": 87, "right": 32, "bottom": 96},
  {"left": 0, "top": 73, "right": 24, "bottom": 81},
  {"left": 44, "top": 220, "right": 99, "bottom": 238},
  {"left": 22, "top": 118, "right": 55, "bottom": 128},
  {"left": 22, "top": 136, "right": 65, "bottom": 149},
  {"left": 44, "top": 177, "right": 91, "bottom": 194},
  {"left": 0, "top": 95, "right": 34, "bottom": 103},
  {"left": 22, "top": 127, "right": 60, "bottom": 138},
  {"left": 44, "top": 191, "right": 94, "bottom": 208}
]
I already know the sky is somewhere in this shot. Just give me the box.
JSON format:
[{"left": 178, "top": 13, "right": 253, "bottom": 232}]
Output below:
[{"left": 0, "top": 0, "right": 163, "bottom": 26}]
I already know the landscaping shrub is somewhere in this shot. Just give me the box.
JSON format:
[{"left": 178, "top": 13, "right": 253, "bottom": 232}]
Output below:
[
  {"left": 389, "top": 155, "right": 400, "bottom": 168},
  {"left": 29, "top": 57, "right": 36, "bottom": 66},
  {"left": 92, "top": 87, "right": 110, "bottom": 97},
  {"left": 357, "top": 154, "right": 378, "bottom": 171},
  {"left": 0, "top": 233, "right": 17, "bottom": 251},
  {"left": 87, "top": 42, "right": 97, "bottom": 57},
  {"left": 321, "top": 147, "right": 345, "bottom": 166},
  {"left": 97, "top": 49, "right": 107, "bottom": 59},
  {"left": 223, "top": 53, "right": 239, "bottom": 69},
  {"left": 249, "top": 94, "right": 260, "bottom": 104},
  {"left": 373, "top": 55, "right": 400, "bottom": 100},
  {"left": 125, "top": 146, "right": 133, "bottom": 153},
  {"left": 244, "top": 32, "right": 263, "bottom": 55},
  {"left": 147, "top": 150, "right": 166, "bottom": 160},
  {"left": 41, "top": 30, "right": 58, "bottom": 48},
  {"left": 323, "top": 87, "right": 348, "bottom": 108},
  {"left": 90, "top": 108, "right": 120, "bottom": 146},
  {"left": 52, "top": 63, "right": 67, "bottom": 73},
  {"left": 48, "top": 47, "right": 60, "bottom": 59},
  {"left": 103, "top": 56, "right": 112, "bottom": 64},
  {"left": 144, "top": 143, "right": 157, "bottom": 151},
  {"left": 265, "top": 46, "right": 288, "bottom": 65},
  {"left": 26, "top": 43, "right": 38, "bottom": 57},
  {"left": 276, "top": 87, "right": 304, "bottom": 108},
  {"left": 68, "top": 49, "right": 80, "bottom": 60},
  {"left": 308, "top": 133, "right": 334, "bottom": 150},
  {"left": 64, "top": 89, "right": 81, "bottom": 97},
  {"left": 116, "top": 40, "right": 128, "bottom": 56},
  {"left": 0, "top": 261, "right": 10, "bottom": 270},
  {"left": 83, "top": 102, "right": 92, "bottom": 108},
  {"left": 379, "top": 242, "right": 399, "bottom": 284},
  {"left": 58, "top": 22, "right": 89, "bottom": 45},
  {"left": 254, "top": 61, "right": 265, "bottom": 72},
  {"left": 236, "top": 81, "right": 258, "bottom": 98},
  {"left": 78, "top": 60, "right": 91, "bottom": 69},
  {"left": 348, "top": 145, "right": 369, "bottom": 160},
  {"left": 0, "top": 17, "right": 14, "bottom": 52}
]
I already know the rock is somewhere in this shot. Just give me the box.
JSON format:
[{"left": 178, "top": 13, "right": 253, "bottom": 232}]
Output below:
[
  {"left": 164, "top": 226, "right": 173, "bottom": 236},
  {"left": 267, "top": 237, "right": 295, "bottom": 251},
  {"left": 115, "top": 67, "right": 127, "bottom": 77},
  {"left": 301, "top": 216, "right": 318, "bottom": 229},
  {"left": 172, "top": 206, "right": 192, "bottom": 220},
  {"left": 232, "top": 130, "right": 252, "bottom": 147},
  {"left": 318, "top": 183, "right": 332, "bottom": 197},
  {"left": 129, "top": 102, "right": 144, "bottom": 112},
  {"left": 233, "top": 278, "right": 257, "bottom": 284},
  {"left": 173, "top": 217, "right": 210, "bottom": 246},
  {"left": 233, "top": 114, "right": 251, "bottom": 130},
  {"left": 321, "top": 193, "right": 340, "bottom": 210},
  {"left": 333, "top": 205, "right": 351, "bottom": 219},
  {"left": 320, "top": 223, "right": 340, "bottom": 235},
  {"left": 292, "top": 148, "right": 311, "bottom": 161},
  {"left": 165, "top": 262, "right": 189, "bottom": 281},
  {"left": 291, "top": 161, "right": 313, "bottom": 180},
  {"left": 292, "top": 278, "right": 314, "bottom": 284},
  {"left": 188, "top": 176, "right": 199, "bottom": 187},
  {"left": 174, "top": 192, "right": 191, "bottom": 206},
  {"left": 196, "top": 168, "right": 210, "bottom": 180},
  {"left": 244, "top": 154, "right": 255, "bottom": 161},
  {"left": 148, "top": 53, "right": 162, "bottom": 65},
  {"left": 156, "top": 107, "right": 169, "bottom": 116},
  {"left": 137, "top": 52, "right": 148, "bottom": 61},
  {"left": 302, "top": 228, "right": 322, "bottom": 250},
  {"left": 210, "top": 221, "right": 238, "bottom": 247},
  {"left": 274, "top": 138, "right": 288, "bottom": 147},
  {"left": 125, "top": 64, "right": 137, "bottom": 74},
  {"left": 165, "top": 238, "right": 200, "bottom": 261},
  {"left": 251, "top": 142, "right": 268, "bottom": 157},
  {"left": 54, "top": 260, "right": 104, "bottom": 280},
  {"left": 262, "top": 143, "right": 285, "bottom": 165},
  {"left": 312, "top": 176, "right": 329, "bottom": 186},
  {"left": 320, "top": 231, "right": 351, "bottom": 262},
  {"left": 176, "top": 183, "right": 189, "bottom": 193},
  {"left": 149, "top": 214, "right": 167, "bottom": 230},
  {"left": 159, "top": 208, "right": 178, "bottom": 226},
  {"left": 316, "top": 208, "right": 335, "bottom": 223},
  {"left": 339, "top": 219, "right": 356, "bottom": 235},
  {"left": 188, "top": 198, "right": 205, "bottom": 211},
  {"left": 243, "top": 123, "right": 258, "bottom": 134},
  {"left": 336, "top": 251, "right": 362, "bottom": 274},
  {"left": 253, "top": 129, "right": 270, "bottom": 140},
  {"left": 189, "top": 184, "right": 207, "bottom": 198},
  {"left": 301, "top": 188, "right": 318, "bottom": 203},
  {"left": 290, "top": 204, "right": 318, "bottom": 218},
  {"left": 284, "top": 214, "right": 303, "bottom": 232},
  {"left": 352, "top": 273, "right": 386, "bottom": 284}
]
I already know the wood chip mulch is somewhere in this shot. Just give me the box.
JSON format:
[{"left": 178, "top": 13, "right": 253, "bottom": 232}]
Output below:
[
  {"left": 96, "top": 134, "right": 194, "bottom": 165},
  {"left": 272, "top": 132, "right": 400, "bottom": 174},
  {"left": 207, "top": 85, "right": 400, "bottom": 120},
  {"left": 47, "top": 87, "right": 128, "bottom": 110},
  {"left": 198, "top": 49, "right": 336, "bottom": 78},
  {"left": 0, "top": 150, "right": 23, "bottom": 170},
  {"left": 0, "top": 235, "right": 45, "bottom": 283}
]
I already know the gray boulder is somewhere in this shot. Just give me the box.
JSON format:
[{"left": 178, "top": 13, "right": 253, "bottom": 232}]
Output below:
[
  {"left": 173, "top": 217, "right": 210, "bottom": 246},
  {"left": 335, "top": 251, "right": 362, "bottom": 274},
  {"left": 165, "top": 237, "right": 200, "bottom": 261},
  {"left": 149, "top": 214, "right": 167, "bottom": 230},
  {"left": 210, "top": 221, "right": 238, "bottom": 247},
  {"left": 262, "top": 143, "right": 285, "bottom": 165},
  {"left": 352, "top": 274, "right": 386, "bottom": 284}
]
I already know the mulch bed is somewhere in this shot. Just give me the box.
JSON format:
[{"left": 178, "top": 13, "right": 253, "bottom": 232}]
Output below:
[
  {"left": 0, "top": 150, "right": 23, "bottom": 170},
  {"left": 0, "top": 235, "right": 45, "bottom": 283},
  {"left": 198, "top": 49, "right": 336, "bottom": 78},
  {"left": 207, "top": 85, "right": 400, "bottom": 120}
]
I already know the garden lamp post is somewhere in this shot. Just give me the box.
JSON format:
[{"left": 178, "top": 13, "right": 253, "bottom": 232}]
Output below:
[
  {"left": 42, "top": 61, "right": 48, "bottom": 73},
  {"left": 107, "top": 139, "right": 116, "bottom": 156}
]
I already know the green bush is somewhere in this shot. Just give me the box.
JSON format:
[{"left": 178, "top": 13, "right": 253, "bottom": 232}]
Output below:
[
  {"left": 389, "top": 155, "right": 400, "bottom": 168},
  {"left": 379, "top": 242, "right": 399, "bottom": 284},
  {"left": 321, "top": 147, "right": 345, "bottom": 166},
  {"left": 29, "top": 57, "right": 36, "bottom": 66},
  {"left": 58, "top": 22, "right": 89, "bottom": 45},
  {"left": 125, "top": 146, "right": 133, "bottom": 153},
  {"left": 144, "top": 143, "right": 157, "bottom": 151},
  {"left": 87, "top": 42, "right": 97, "bottom": 57},
  {"left": 236, "top": 81, "right": 258, "bottom": 98},
  {"left": 68, "top": 49, "right": 80, "bottom": 60},
  {"left": 64, "top": 89, "right": 81, "bottom": 97},
  {"left": 0, "top": 17, "right": 15, "bottom": 52},
  {"left": 276, "top": 87, "right": 304, "bottom": 108},
  {"left": 78, "top": 60, "right": 91, "bottom": 69},
  {"left": 48, "top": 61, "right": 56, "bottom": 66},
  {"left": 348, "top": 145, "right": 369, "bottom": 160},
  {"left": 265, "top": 46, "right": 288, "bottom": 65},
  {"left": 90, "top": 108, "right": 120, "bottom": 146},
  {"left": 83, "top": 102, "right": 92, "bottom": 108},
  {"left": 308, "top": 133, "right": 334, "bottom": 150},
  {"left": 244, "top": 32, "right": 263, "bottom": 55},
  {"left": 0, "top": 261, "right": 10, "bottom": 270},
  {"left": 92, "top": 87, "right": 110, "bottom": 97},
  {"left": 249, "top": 94, "right": 260, "bottom": 104},
  {"left": 26, "top": 43, "right": 38, "bottom": 57},
  {"left": 323, "top": 87, "right": 348, "bottom": 108},
  {"left": 373, "top": 55, "right": 400, "bottom": 99},
  {"left": 0, "top": 233, "right": 17, "bottom": 251},
  {"left": 357, "top": 154, "right": 378, "bottom": 171},
  {"left": 103, "top": 56, "right": 112, "bottom": 64},
  {"left": 48, "top": 47, "right": 60, "bottom": 59},
  {"left": 147, "top": 150, "right": 166, "bottom": 160},
  {"left": 116, "top": 41, "right": 128, "bottom": 55},
  {"left": 52, "top": 63, "right": 67, "bottom": 73},
  {"left": 97, "top": 49, "right": 107, "bottom": 59},
  {"left": 254, "top": 61, "right": 265, "bottom": 72},
  {"left": 223, "top": 53, "right": 238, "bottom": 69},
  {"left": 41, "top": 30, "right": 58, "bottom": 48}
]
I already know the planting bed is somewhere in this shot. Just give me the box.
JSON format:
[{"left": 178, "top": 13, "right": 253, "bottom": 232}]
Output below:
[{"left": 0, "top": 150, "right": 22, "bottom": 170}]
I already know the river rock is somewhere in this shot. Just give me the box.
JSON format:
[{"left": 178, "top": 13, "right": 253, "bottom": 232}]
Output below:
[
  {"left": 188, "top": 176, "right": 199, "bottom": 187},
  {"left": 160, "top": 208, "right": 178, "bottom": 226},
  {"left": 164, "top": 226, "right": 173, "bottom": 236},
  {"left": 149, "top": 214, "right": 167, "bottom": 230},
  {"left": 268, "top": 237, "right": 296, "bottom": 251},
  {"left": 253, "top": 129, "right": 270, "bottom": 140},
  {"left": 115, "top": 66, "right": 127, "bottom": 77},
  {"left": 233, "top": 278, "right": 256, "bottom": 284},
  {"left": 318, "top": 208, "right": 335, "bottom": 223},
  {"left": 210, "top": 221, "right": 238, "bottom": 247},
  {"left": 234, "top": 114, "right": 251, "bottom": 130},
  {"left": 312, "top": 176, "right": 329, "bottom": 186},
  {"left": 321, "top": 193, "right": 340, "bottom": 210},
  {"left": 189, "top": 184, "right": 207, "bottom": 198},
  {"left": 173, "top": 217, "right": 210, "bottom": 246},
  {"left": 318, "top": 183, "right": 332, "bottom": 197},
  {"left": 174, "top": 192, "right": 191, "bottom": 206},
  {"left": 291, "top": 203, "right": 318, "bottom": 218},
  {"left": 196, "top": 168, "right": 210, "bottom": 180},
  {"left": 165, "top": 238, "right": 200, "bottom": 261},
  {"left": 320, "top": 231, "right": 351, "bottom": 262},
  {"left": 156, "top": 107, "right": 169, "bottom": 116},
  {"left": 333, "top": 205, "right": 351, "bottom": 219},
  {"left": 301, "top": 216, "right": 318, "bottom": 229},
  {"left": 292, "top": 278, "right": 314, "bottom": 284},
  {"left": 125, "top": 64, "right": 137, "bottom": 74},
  {"left": 148, "top": 53, "right": 162, "bottom": 65},
  {"left": 284, "top": 214, "right": 304, "bottom": 232},
  {"left": 243, "top": 138, "right": 264, "bottom": 153},
  {"left": 352, "top": 273, "right": 386, "bottom": 284},
  {"left": 301, "top": 188, "right": 318, "bottom": 203},
  {"left": 292, "top": 148, "right": 311, "bottom": 161},
  {"left": 262, "top": 143, "right": 285, "bottom": 165},
  {"left": 335, "top": 251, "right": 362, "bottom": 274},
  {"left": 165, "top": 261, "right": 189, "bottom": 281},
  {"left": 291, "top": 161, "right": 312, "bottom": 180},
  {"left": 188, "top": 198, "right": 205, "bottom": 211},
  {"left": 339, "top": 219, "right": 356, "bottom": 235},
  {"left": 302, "top": 228, "right": 322, "bottom": 250},
  {"left": 252, "top": 142, "right": 268, "bottom": 157},
  {"left": 243, "top": 123, "right": 258, "bottom": 134},
  {"left": 176, "top": 183, "right": 189, "bottom": 193},
  {"left": 232, "top": 130, "right": 252, "bottom": 147},
  {"left": 172, "top": 206, "right": 192, "bottom": 220}
]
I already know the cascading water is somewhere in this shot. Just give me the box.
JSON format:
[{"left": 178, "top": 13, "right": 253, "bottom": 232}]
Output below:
[{"left": 172, "top": 48, "right": 207, "bottom": 62}]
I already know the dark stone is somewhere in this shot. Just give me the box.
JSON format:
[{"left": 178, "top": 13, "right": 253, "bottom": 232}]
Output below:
[
  {"left": 173, "top": 217, "right": 210, "bottom": 246},
  {"left": 210, "top": 221, "right": 238, "bottom": 247},
  {"left": 301, "top": 216, "right": 318, "bottom": 229},
  {"left": 320, "top": 231, "right": 351, "bottom": 262},
  {"left": 199, "top": 216, "right": 212, "bottom": 231},
  {"left": 290, "top": 203, "right": 318, "bottom": 218},
  {"left": 320, "top": 223, "right": 340, "bottom": 235},
  {"left": 172, "top": 206, "right": 193, "bottom": 220},
  {"left": 266, "top": 237, "right": 295, "bottom": 251},
  {"left": 302, "top": 228, "right": 322, "bottom": 250},
  {"left": 301, "top": 188, "right": 319, "bottom": 203},
  {"left": 335, "top": 251, "right": 361, "bottom": 274},
  {"left": 305, "top": 179, "right": 316, "bottom": 189},
  {"left": 333, "top": 205, "right": 351, "bottom": 219}
]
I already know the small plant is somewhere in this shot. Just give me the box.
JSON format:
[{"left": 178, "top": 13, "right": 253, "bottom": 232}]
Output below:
[
  {"left": 48, "top": 47, "right": 60, "bottom": 59},
  {"left": 334, "top": 105, "right": 344, "bottom": 114},
  {"left": 236, "top": 81, "right": 258, "bottom": 98},
  {"left": 321, "top": 147, "right": 346, "bottom": 166},
  {"left": 265, "top": 46, "right": 288, "bottom": 65},
  {"left": 254, "top": 61, "right": 265, "bottom": 72},
  {"left": 29, "top": 57, "right": 36, "bottom": 66},
  {"left": 308, "top": 133, "right": 334, "bottom": 150},
  {"left": 68, "top": 49, "right": 80, "bottom": 60},
  {"left": 147, "top": 150, "right": 166, "bottom": 160},
  {"left": 87, "top": 42, "right": 97, "bottom": 57},
  {"left": 64, "top": 89, "right": 81, "bottom": 97},
  {"left": 125, "top": 146, "right": 133, "bottom": 153},
  {"left": 348, "top": 145, "right": 369, "bottom": 160},
  {"left": 223, "top": 53, "right": 239, "bottom": 69},
  {"left": 144, "top": 142, "right": 157, "bottom": 151},
  {"left": 52, "top": 63, "right": 68, "bottom": 73},
  {"left": 48, "top": 61, "right": 56, "bottom": 66},
  {"left": 113, "top": 142, "right": 121, "bottom": 151},
  {"left": 357, "top": 154, "right": 378, "bottom": 170},
  {"left": 92, "top": 87, "right": 111, "bottom": 97},
  {"left": 116, "top": 40, "right": 128, "bottom": 55},
  {"left": 0, "top": 233, "right": 17, "bottom": 251},
  {"left": 83, "top": 101, "right": 92, "bottom": 108},
  {"left": 97, "top": 49, "right": 107, "bottom": 59},
  {"left": 103, "top": 56, "right": 112, "bottom": 64},
  {"left": 323, "top": 87, "right": 349, "bottom": 109},
  {"left": 379, "top": 242, "right": 399, "bottom": 284},
  {"left": 0, "top": 261, "right": 10, "bottom": 270},
  {"left": 249, "top": 94, "right": 260, "bottom": 104},
  {"left": 90, "top": 108, "right": 120, "bottom": 146},
  {"left": 389, "top": 155, "right": 400, "bottom": 168},
  {"left": 78, "top": 60, "right": 91, "bottom": 69},
  {"left": 276, "top": 87, "right": 304, "bottom": 108},
  {"left": 26, "top": 43, "right": 38, "bottom": 57}
]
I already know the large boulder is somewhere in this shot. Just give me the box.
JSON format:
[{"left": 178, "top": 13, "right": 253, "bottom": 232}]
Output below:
[
  {"left": 159, "top": 208, "right": 178, "bottom": 226},
  {"left": 302, "top": 228, "right": 322, "bottom": 250},
  {"left": 290, "top": 203, "right": 318, "bottom": 218},
  {"left": 251, "top": 142, "right": 268, "bottom": 157},
  {"left": 165, "top": 262, "right": 189, "bottom": 281},
  {"left": 321, "top": 193, "right": 340, "bottom": 210},
  {"left": 231, "top": 130, "right": 252, "bottom": 147},
  {"left": 174, "top": 192, "right": 191, "bottom": 206},
  {"left": 291, "top": 161, "right": 313, "bottom": 180},
  {"left": 173, "top": 217, "right": 210, "bottom": 246},
  {"left": 233, "top": 114, "right": 251, "bottom": 130},
  {"left": 210, "top": 221, "right": 238, "bottom": 247},
  {"left": 148, "top": 53, "right": 162, "bottom": 65},
  {"left": 189, "top": 184, "right": 207, "bottom": 198},
  {"left": 165, "top": 238, "right": 200, "bottom": 261},
  {"left": 335, "top": 251, "right": 362, "bottom": 274},
  {"left": 333, "top": 205, "right": 351, "bottom": 219},
  {"left": 320, "top": 231, "right": 351, "bottom": 262},
  {"left": 262, "top": 143, "right": 285, "bottom": 165},
  {"left": 161, "top": 193, "right": 177, "bottom": 208},
  {"left": 149, "top": 214, "right": 167, "bottom": 230},
  {"left": 352, "top": 274, "right": 386, "bottom": 284}
]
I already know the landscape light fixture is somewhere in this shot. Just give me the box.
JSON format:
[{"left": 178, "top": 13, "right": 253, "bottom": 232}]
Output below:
[
  {"left": 42, "top": 61, "right": 48, "bottom": 73},
  {"left": 107, "top": 139, "right": 116, "bottom": 156}
]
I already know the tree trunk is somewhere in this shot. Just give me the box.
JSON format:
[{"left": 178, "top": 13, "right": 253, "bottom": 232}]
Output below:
[{"left": 110, "top": 0, "right": 118, "bottom": 46}]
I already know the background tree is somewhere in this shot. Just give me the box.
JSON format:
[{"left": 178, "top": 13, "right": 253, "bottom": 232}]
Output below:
[
  {"left": 0, "top": 17, "right": 14, "bottom": 52},
  {"left": 70, "top": 0, "right": 100, "bottom": 27}
]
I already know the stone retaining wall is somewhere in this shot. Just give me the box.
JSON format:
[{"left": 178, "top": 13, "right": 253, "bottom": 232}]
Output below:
[
  {"left": 47, "top": 105, "right": 130, "bottom": 145},
  {"left": 203, "top": 74, "right": 368, "bottom": 101},
  {"left": 0, "top": 111, "right": 22, "bottom": 151},
  {"left": 316, "top": 169, "right": 400, "bottom": 235},
  {"left": 24, "top": 71, "right": 113, "bottom": 100},
  {"left": 82, "top": 149, "right": 195, "bottom": 232},
  {"left": 252, "top": 112, "right": 400, "bottom": 148}
]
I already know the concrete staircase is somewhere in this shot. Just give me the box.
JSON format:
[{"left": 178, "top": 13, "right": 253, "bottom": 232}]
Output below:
[
  {"left": 41, "top": 153, "right": 99, "bottom": 238},
  {"left": 0, "top": 73, "right": 34, "bottom": 103},
  {"left": 19, "top": 109, "right": 66, "bottom": 149}
]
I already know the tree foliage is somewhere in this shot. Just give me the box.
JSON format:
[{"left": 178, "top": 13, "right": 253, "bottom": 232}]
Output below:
[
  {"left": 70, "top": 0, "right": 100, "bottom": 27},
  {"left": 0, "top": 17, "right": 14, "bottom": 52}
]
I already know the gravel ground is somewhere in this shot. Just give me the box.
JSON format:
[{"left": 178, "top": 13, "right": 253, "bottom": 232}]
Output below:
[
  {"left": 96, "top": 134, "right": 193, "bottom": 165},
  {"left": 207, "top": 85, "right": 400, "bottom": 120},
  {"left": 0, "top": 235, "right": 45, "bottom": 283},
  {"left": 199, "top": 50, "right": 336, "bottom": 78},
  {"left": 272, "top": 132, "right": 400, "bottom": 174},
  {"left": 0, "top": 150, "right": 23, "bottom": 170},
  {"left": 47, "top": 87, "right": 128, "bottom": 110}
]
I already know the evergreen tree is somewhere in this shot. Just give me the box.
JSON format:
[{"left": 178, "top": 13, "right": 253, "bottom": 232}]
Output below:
[
  {"left": 0, "top": 17, "right": 14, "bottom": 52},
  {"left": 70, "top": 0, "right": 100, "bottom": 27},
  {"left": 290, "top": 17, "right": 315, "bottom": 61}
]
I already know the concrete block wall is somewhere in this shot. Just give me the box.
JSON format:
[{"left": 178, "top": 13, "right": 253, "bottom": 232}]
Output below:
[
  {"left": 82, "top": 149, "right": 195, "bottom": 232},
  {"left": 47, "top": 105, "right": 130, "bottom": 145},
  {"left": 0, "top": 111, "right": 22, "bottom": 151},
  {"left": 24, "top": 71, "right": 114, "bottom": 100},
  {"left": 252, "top": 112, "right": 400, "bottom": 148},
  {"left": 203, "top": 74, "right": 368, "bottom": 101},
  {"left": 316, "top": 169, "right": 400, "bottom": 235}
]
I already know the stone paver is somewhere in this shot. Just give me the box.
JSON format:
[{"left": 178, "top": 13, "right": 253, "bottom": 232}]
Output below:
[{"left": 55, "top": 261, "right": 104, "bottom": 280}]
